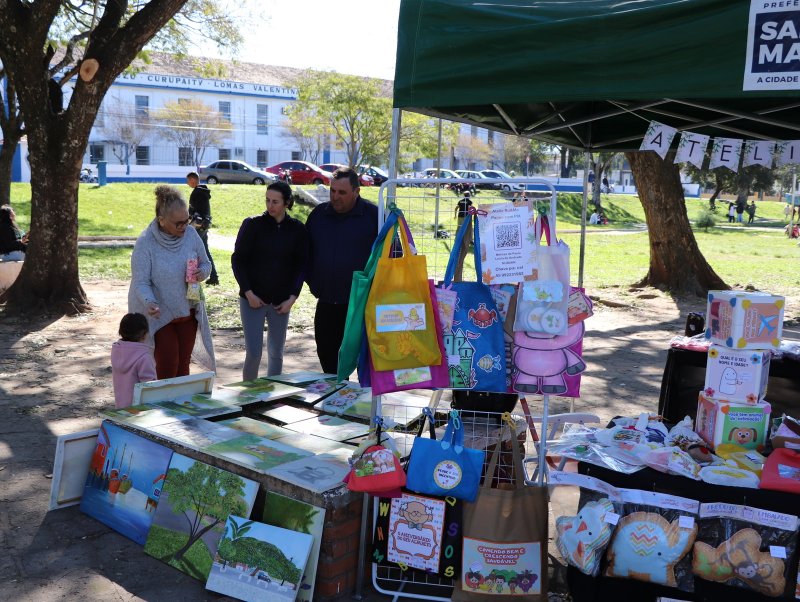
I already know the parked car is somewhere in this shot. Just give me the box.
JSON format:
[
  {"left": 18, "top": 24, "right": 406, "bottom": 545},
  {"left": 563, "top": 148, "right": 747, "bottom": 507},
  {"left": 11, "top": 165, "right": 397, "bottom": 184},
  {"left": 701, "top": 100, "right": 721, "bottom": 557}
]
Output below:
[
  {"left": 421, "top": 167, "right": 460, "bottom": 180},
  {"left": 265, "top": 161, "right": 332, "bottom": 185},
  {"left": 318, "top": 163, "right": 374, "bottom": 186},
  {"left": 358, "top": 165, "right": 389, "bottom": 186},
  {"left": 480, "top": 169, "right": 525, "bottom": 191},
  {"left": 198, "top": 160, "right": 277, "bottom": 185},
  {"left": 456, "top": 170, "right": 498, "bottom": 190}
]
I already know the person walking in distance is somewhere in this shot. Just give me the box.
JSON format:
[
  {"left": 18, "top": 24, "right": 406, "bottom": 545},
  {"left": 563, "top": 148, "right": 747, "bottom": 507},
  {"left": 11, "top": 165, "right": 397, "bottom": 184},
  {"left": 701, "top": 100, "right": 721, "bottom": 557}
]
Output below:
[
  {"left": 305, "top": 167, "right": 378, "bottom": 374},
  {"left": 186, "top": 171, "right": 218, "bottom": 285}
]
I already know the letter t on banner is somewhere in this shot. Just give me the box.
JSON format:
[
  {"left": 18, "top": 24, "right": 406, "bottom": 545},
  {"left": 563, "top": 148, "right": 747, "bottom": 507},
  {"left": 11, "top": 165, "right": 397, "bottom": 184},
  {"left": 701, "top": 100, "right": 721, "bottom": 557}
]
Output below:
[
  {"left": 709, "top": 138, "right": 743, "bottom": 172},
  {"left": 639, "top": 121, "right": 677, "bottom": 158},
  {"left": 742, "top": 140, "right": 775, "bottom": 168},
  {"left": 674, "top": 132, "right": 709, "bottom": 168},
  {"left": 776, "top": 141, "right": 800, "bottom": 166}
]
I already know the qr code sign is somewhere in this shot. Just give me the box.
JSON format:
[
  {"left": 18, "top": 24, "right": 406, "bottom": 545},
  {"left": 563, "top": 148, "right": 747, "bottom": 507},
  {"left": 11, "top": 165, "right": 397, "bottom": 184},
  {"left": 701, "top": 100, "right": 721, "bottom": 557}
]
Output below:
[{"left": 494, "top": 223, "right": 521, "bottom": 250}]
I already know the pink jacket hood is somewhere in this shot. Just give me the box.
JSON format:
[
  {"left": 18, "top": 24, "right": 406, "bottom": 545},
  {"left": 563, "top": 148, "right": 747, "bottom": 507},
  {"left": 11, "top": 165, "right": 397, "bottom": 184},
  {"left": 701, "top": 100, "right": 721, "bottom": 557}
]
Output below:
[{"left": 111, "top": 340, "right": 157, "bottom": 408}]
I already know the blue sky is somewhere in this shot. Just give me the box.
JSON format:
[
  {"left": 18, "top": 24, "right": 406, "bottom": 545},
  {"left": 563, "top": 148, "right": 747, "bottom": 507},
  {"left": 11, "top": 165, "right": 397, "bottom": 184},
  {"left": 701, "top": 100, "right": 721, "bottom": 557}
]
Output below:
[{"left": 195, "top": 0, "right": 401, "bottom": 80}]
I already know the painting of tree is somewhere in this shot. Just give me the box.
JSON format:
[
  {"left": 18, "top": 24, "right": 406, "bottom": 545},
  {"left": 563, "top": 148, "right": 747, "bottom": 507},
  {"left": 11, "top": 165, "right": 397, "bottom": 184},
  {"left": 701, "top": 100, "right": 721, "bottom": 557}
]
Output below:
[{"left": 144, "top": 454, "right": 258, "bottom": 581}]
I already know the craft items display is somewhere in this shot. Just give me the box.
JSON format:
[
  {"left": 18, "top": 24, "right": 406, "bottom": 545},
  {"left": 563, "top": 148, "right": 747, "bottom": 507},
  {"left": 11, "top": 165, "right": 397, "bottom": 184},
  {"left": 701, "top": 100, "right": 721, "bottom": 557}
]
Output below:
[
  {"left": 441, "top": 210, "right": 508, "bottom": 393},
  {"left": 452, "top": 414, "right": 548, "bottom": 601},
  {"left": 366, "top": 210, "right": 442, "bottom": 371},
  {"left": 692, "top": 502, "right": 799, "bottom": 598},
  {"left": 555, "top": 498, "right": 616, "bottom": 577},
  {"left": 695, "top": 391, "right": 771, "bottom": 451},
  {"left": 345, "top": 418, "right": 406, "bottom": 496},
  {"left": 705, "top": 290, "right": 784, "bottom": 350},
  {"left": 770, "top": 414, "right": 800, "bottom": 449},
  {"left": 704, "top": 345, "right": 771, "bottom": 404},
  {"left": 406, "top": 410, "right": 485, "bottom": 502},
  {"left": 760, "top": 448, "right": 800, "bottom": 495}
]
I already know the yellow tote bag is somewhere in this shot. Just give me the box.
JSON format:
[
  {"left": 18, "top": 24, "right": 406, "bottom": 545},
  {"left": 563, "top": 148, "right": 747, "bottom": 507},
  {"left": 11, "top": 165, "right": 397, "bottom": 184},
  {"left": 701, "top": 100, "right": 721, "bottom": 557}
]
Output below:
[{"left": 365, "top": 213, "right": 442, "bottom": 371}]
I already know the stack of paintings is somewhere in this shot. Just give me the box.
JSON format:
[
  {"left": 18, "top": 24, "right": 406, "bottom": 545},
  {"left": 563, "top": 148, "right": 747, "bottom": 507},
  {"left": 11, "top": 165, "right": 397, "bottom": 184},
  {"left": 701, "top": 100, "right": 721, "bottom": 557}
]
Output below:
[
  {"left": 222, "top": 379, "right": 304, "bottom": 403},
  {"left": 143, "top": 453, "right": 259, "bottom": 581}
]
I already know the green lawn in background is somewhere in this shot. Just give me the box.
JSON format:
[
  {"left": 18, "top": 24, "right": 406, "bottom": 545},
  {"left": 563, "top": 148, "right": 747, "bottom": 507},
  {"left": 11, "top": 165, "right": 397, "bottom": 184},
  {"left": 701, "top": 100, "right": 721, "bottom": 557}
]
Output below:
[{"left": 17, "top": 182, "right": 800, "bottom": 330}]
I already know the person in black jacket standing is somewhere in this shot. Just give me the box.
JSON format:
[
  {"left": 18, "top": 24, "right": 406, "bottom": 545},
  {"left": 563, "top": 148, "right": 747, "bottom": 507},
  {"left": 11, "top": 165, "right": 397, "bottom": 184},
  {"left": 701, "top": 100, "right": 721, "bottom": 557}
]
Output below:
[
  {"left": 187, "top": 171, "right": 219, "bottom": 285},
  {"left": 305, "top": 167, "right": 378, "bottom": 374},
  {"left": 231, "top": 181, "right": 309, "bottom": 378}
]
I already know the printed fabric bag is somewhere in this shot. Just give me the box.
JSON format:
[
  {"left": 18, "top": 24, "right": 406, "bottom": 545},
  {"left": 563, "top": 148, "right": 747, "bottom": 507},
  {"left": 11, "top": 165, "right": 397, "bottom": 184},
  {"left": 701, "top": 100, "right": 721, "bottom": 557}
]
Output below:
[
  {"left": 366, "top": 211, "right": 442, "bottom": 371},
  {"left": 345, "top": 418, "right": 406, "bottom": 496},
  {"left": 406, "top": 410, "right": 485, "bottom": 502},
  {"left": 372, "top": 489, "right": 463, "bottom": 578},
  {"left": 511, "top": 286, "right": 587, "bottom": 397},
  {"left": 338, "top": 211, "right": 400, "bottom": 381},
  {"left": 452, "top": 414, "right": 549, "bottom": 601},
  {"left": 369, "top": 278, "right": 449, "bottom": 395},
  {"left": 441, "top": 210, "right": 508, "bottom": 393},
  {"left": 513, "top": 215, "right": 570, "bottom": 336}
]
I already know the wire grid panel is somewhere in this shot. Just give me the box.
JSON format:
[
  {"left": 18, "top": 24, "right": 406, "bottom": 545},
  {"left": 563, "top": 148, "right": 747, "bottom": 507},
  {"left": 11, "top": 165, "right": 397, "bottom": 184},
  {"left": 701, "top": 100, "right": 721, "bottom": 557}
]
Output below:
[
  {"left": 372, "top": 405, "right": 539, "bottom": 601},
  {"left": 377, "top": 179, "right": 558, "bottom": 284}
]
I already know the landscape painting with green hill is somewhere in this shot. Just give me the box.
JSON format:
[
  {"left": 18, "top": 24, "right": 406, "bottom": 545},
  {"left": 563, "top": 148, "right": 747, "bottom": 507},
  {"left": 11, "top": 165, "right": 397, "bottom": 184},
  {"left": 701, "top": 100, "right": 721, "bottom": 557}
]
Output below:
[
  {"left": 143, "top": 454, "right": 259, "bottom": 581},
  {"left": 206, "top": 515, "right": 314, "bottom": 601}
]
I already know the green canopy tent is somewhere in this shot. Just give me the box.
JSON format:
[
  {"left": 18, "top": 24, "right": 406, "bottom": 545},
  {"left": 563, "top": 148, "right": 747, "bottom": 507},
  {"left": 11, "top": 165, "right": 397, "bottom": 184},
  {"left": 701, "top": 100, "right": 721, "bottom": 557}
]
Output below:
[{"left": 393, "top": 0, "right": 800, "bottom": 149}]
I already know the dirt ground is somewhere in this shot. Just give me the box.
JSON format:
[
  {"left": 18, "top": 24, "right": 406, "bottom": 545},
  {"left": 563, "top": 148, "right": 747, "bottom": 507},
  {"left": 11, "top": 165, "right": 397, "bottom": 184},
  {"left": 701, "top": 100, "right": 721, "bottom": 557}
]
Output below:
[{"left": 0, "top": 280, "right": 779, "bottom": 600}]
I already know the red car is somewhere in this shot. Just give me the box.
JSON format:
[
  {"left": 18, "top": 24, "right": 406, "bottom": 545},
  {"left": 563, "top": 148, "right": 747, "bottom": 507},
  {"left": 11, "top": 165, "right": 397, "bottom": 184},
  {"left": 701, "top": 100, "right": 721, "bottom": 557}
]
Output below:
[
  {"left": 319, "top": 163, "right": 374, "bottom": 186},
  {"left": 264, "top": 161, "right": 332, "bottom": 185}
]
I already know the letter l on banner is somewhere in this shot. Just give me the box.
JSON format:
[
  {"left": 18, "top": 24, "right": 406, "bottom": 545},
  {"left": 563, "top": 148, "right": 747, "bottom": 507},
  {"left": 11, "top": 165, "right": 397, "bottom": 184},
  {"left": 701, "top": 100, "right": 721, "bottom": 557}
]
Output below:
[
  {"left": 674, "top": 132, "right": 709, "bottom": 168},
  {"left": 639, "top": 121, "right": 677, "bottom": 159},
  {"left": 742, "top": 140, "right": 775, "bottom": 168},
  {"left": 709, "top": 138, "right": 743, "bottom": 172}
]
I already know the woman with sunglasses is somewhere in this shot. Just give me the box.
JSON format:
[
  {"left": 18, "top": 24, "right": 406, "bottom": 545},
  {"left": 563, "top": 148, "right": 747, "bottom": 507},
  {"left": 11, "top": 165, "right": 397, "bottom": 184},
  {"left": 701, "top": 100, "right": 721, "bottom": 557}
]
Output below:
[{"left": 128, "top": 185, "right": 215, "bottom": 378}]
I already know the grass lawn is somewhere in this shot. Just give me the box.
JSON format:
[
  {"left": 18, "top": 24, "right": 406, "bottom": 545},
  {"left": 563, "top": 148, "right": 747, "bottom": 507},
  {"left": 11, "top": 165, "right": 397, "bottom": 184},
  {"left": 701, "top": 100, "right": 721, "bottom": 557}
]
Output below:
[
  {"left": 19, "top": 181, "right": 800, "bottom": 329},
  {"left": 143, "top": 523, "right": 214, "bottom": 581}
]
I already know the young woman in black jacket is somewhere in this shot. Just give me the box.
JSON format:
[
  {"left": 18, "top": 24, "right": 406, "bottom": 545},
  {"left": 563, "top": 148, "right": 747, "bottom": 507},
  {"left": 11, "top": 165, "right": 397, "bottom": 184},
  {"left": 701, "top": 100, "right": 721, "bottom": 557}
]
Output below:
[{"left": 231, "top": 181, "right": 309, "bottom": 378}]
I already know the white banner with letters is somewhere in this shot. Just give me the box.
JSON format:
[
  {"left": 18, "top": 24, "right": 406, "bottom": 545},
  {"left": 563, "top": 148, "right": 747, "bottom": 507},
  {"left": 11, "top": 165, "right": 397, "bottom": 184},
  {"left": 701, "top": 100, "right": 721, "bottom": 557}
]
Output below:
[
  {"left": 673, "top": 132, "right": 709, "bottom": 168},
  {"left": 742, "top": 140, "right": 776, "bottom": 167},
  {"left": 709, "top": 138, "right": 744, "bottom": 172},
  {"left": 640, "top": 121, "right": 677, "bottom": 158}
]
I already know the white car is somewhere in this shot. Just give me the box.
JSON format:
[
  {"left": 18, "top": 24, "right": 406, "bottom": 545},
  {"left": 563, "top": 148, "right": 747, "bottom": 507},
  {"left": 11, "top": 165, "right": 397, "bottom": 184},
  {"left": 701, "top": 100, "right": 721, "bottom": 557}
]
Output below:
[{"left": 480, "top": 169, "right": 525, "bottom": 191}]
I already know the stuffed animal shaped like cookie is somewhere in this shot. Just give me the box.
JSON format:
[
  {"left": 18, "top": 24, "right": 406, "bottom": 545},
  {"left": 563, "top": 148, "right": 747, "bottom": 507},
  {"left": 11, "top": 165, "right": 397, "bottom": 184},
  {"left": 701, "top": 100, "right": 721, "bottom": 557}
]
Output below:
[
  {"left": 605, "top": 511, "right": 697, "bottom": 587},
  {"left": 692, "top": 528, "right": 785, "bottom": 597},
  {"left": 555, "top": 498, "right": 615, "bottom": 576}
]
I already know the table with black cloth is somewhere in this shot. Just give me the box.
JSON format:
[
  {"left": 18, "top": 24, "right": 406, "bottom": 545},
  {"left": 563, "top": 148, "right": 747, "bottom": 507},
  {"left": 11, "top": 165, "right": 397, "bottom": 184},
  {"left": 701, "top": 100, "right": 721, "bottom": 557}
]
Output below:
[{"left": 566, "top": 345, "right": 800, "bottom": 601}]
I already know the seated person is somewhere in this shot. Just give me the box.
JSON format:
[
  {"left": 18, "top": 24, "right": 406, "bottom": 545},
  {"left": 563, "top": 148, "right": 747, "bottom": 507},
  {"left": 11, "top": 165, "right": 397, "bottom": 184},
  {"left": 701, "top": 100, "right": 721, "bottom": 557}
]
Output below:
[
  {"left": 0, "top": 205, "right": 27, "bottom": 261},
  {"left": 589, "top": 211, "right": 600, "bottom": 225}
]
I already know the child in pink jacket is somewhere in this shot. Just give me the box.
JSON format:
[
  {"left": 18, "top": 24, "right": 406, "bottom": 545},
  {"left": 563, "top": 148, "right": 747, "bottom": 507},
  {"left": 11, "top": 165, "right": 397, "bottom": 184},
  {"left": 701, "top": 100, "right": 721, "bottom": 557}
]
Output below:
[{"left": 111, "top": 313, "right": 157, "bottom": 408}]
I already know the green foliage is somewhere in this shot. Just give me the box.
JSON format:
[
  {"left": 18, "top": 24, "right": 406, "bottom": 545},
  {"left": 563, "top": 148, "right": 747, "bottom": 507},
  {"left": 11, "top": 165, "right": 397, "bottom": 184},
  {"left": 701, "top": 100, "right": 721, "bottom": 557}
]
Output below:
[
  {"left": 144, "top": 524, "right": 213, "bottom": 580},
  {"left": 216, "top": 535, "right": 302, "bottom": 584},
  {"left": 695, "top": 208, "right": 716, "bottom": 231},
  {"left": 263, "top": 493, "right": 320, "bottom": 534},
  {"left": 164, "top": 462, "right": 249, "bottom": 526},
  {"left": 155, "top": 99, "right": 232, "bottom": 166}
]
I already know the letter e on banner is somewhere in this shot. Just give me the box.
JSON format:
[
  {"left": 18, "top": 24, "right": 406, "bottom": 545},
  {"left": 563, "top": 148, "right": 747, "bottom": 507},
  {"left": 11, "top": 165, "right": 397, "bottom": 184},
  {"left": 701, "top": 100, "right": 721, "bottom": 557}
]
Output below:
[
  {"left": 639, "top": 121, "right": 677, "bottom": 158},
  {"left": 674, "top": 132, "right": 710, "bottom": 168},
  {"left": 709, "top": 137, "right": 743, "bottom": 172}
]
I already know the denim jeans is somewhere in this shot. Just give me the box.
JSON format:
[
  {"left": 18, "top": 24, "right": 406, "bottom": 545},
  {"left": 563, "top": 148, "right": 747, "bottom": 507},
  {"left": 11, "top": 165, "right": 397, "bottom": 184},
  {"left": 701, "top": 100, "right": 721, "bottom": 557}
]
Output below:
[{"left": 239, "top": 297, "right": 290, "bottom": 380}]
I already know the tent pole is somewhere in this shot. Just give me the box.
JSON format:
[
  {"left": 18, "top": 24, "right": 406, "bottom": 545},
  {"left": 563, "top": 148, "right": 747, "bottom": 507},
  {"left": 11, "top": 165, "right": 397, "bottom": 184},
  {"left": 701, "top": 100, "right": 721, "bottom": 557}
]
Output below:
[
  {"left": 434, "top": 119, "right": 443, "bottom": 236},
  {"left": 792, "top": 167, "right": 797, "bottom": 226},
  {"left": 578, "top": 151, "right": 590, "bottom": 288}
]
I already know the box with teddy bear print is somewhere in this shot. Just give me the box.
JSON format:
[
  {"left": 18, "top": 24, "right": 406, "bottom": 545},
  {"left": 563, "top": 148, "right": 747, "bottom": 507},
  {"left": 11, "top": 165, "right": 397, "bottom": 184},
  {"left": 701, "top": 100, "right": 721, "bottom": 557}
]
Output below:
[
  {"left": 703, "top": 344, "right": 770, "bottom": 405},
  {"left": 705, "top": 290, "right": 784, "bottom": 350},
  {"left": 694, "top": 391, "right": 770, "bottom": 451}
]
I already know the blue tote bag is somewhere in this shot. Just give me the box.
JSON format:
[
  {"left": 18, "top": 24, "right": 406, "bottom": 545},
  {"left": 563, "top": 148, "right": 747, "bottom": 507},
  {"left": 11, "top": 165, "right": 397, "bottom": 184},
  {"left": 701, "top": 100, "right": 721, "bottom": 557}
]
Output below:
[
  {"left": 441, "top": 210, "right": 508, "bottom": 393},
  {"left": 406, "top": 410, "right": 485, "bottom": 502}
]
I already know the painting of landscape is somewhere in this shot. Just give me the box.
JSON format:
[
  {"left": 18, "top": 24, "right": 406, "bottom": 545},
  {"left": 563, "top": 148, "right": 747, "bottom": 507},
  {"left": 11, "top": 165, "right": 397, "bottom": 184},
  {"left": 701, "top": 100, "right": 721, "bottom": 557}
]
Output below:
[
  {"left": 203, "top": 434, "right": 311, "bottom": 473},
  {"left": 217, "top": 417, "right": 295, "bottom": 440},
  {"left": 206, "top": 515, "right": 313, "bottom": 601},
  {"left": 144, "top": 454, "right": 259, "bottom": 581},
  {"left": 80, "top": 421, "right": 174, "bottom": 544},
  {"left": 265, "top": 371, "right": 337, "bottom": 385},
  {"left": 287, "top": 379, "right": 345, "bottom": 405},
  {"left": 262, "top": 492, "right": 325, "bottom": 602},
  {"left": 150, "top": 394, "right": 241, "bottom": 419},
  {"left": 222, "top": 379, "right": 303, "bottom": 402},
  {"left": 266, "top": 454, "right": 350, "bottom": 493},
  {"left": 314, "top": 382, "right": 371, "bottom": 416},
  {"left": 101, "top": 404, "right": 187, "bottom": 428}
]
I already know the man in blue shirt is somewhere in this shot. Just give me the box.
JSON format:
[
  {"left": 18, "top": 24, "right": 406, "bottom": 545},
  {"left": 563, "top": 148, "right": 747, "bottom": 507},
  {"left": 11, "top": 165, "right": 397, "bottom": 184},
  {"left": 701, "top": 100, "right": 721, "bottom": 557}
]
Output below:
[{"left": 305, "top": 167, "right": 378, "bottom": 374}]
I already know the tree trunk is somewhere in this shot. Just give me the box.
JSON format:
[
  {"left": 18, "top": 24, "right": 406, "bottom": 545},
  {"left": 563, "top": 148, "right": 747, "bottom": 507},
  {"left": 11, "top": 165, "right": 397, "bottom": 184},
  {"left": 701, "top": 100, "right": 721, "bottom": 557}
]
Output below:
[
  {"left": 626, "top": 151, "right": 728, "bottom": 295},
  {"left": 0, "top": 135, "right": 21, "bottom": 206},
  {"left": 173, "top": 518, "right": 220, "bottom": 561}
]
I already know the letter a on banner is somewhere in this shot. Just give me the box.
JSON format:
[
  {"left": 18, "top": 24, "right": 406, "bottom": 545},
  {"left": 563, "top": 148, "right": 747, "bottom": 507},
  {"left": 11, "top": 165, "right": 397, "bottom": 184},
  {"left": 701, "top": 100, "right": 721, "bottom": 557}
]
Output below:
[
  {"left": 742, "top": 140, "right": 775, "bottom": 168},
  {"left": 709, "top": 138, "right": 743, "bottom": 172},
  {"left": 674, "top": 132, "right": 709, "bottom": 168},
  {"left": 639, "top": 121, "right": 677, "bottom": 158},
  {"left": 776, "top": 141, "right": 800, "bottom": 166}
]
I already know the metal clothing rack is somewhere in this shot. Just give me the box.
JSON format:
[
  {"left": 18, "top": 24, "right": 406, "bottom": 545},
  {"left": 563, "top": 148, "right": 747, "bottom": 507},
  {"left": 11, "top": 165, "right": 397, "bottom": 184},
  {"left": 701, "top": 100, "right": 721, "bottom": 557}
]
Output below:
[{"left": 352, "top": 178, "right": 560, "bottom": 601}]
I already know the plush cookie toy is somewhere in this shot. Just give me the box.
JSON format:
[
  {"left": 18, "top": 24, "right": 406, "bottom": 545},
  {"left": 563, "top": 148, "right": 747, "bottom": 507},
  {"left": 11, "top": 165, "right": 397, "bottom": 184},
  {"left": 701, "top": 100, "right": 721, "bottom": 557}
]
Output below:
[
  {"left": 605, "top": 511, "right": 697, "bottom": 587},
  {"left": 555, "top": 498, "right": 615, "bottom": 576},
  {"left": 692, "top": 528, "right": 785, "bottom": 597}
]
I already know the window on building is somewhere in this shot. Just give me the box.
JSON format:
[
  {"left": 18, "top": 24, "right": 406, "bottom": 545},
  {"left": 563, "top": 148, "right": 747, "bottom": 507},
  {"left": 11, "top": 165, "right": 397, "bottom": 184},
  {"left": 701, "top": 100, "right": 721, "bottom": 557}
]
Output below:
[
  {"left": 89, "top": 144, "right": 105, "bottom": 164},
  {"left": 218, "top": 101, "right": 231, "bottom": 122},
  {"left": 135, "top": 95, "right": 149, "bottom": 118},
  {"left": 257, "top": 104, "right": 269, "bottom": 135},
  {"left": 218, "top": 148, "right": 231, "bottom": 160},
  {"left": 291, "top": 151, "right": 302, "bottom": 160},
  {"left": 136, "top": 146, "right": 150, "bottom": 166},
  {"left": 235, "top": 147, "right": 244, "bottom": 158},
  {"left": 178, "top": 147, "right": 194, "bottom": 167},
  {"left": 257, "top": 149, "right": 268, "bottom": 167}
]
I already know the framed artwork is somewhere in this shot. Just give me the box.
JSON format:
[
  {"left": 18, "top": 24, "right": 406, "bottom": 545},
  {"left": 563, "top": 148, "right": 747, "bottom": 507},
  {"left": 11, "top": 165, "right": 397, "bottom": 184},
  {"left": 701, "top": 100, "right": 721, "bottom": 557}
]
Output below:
[{"left": 49, "top": 428, "right": 99, "bottom": 510}]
